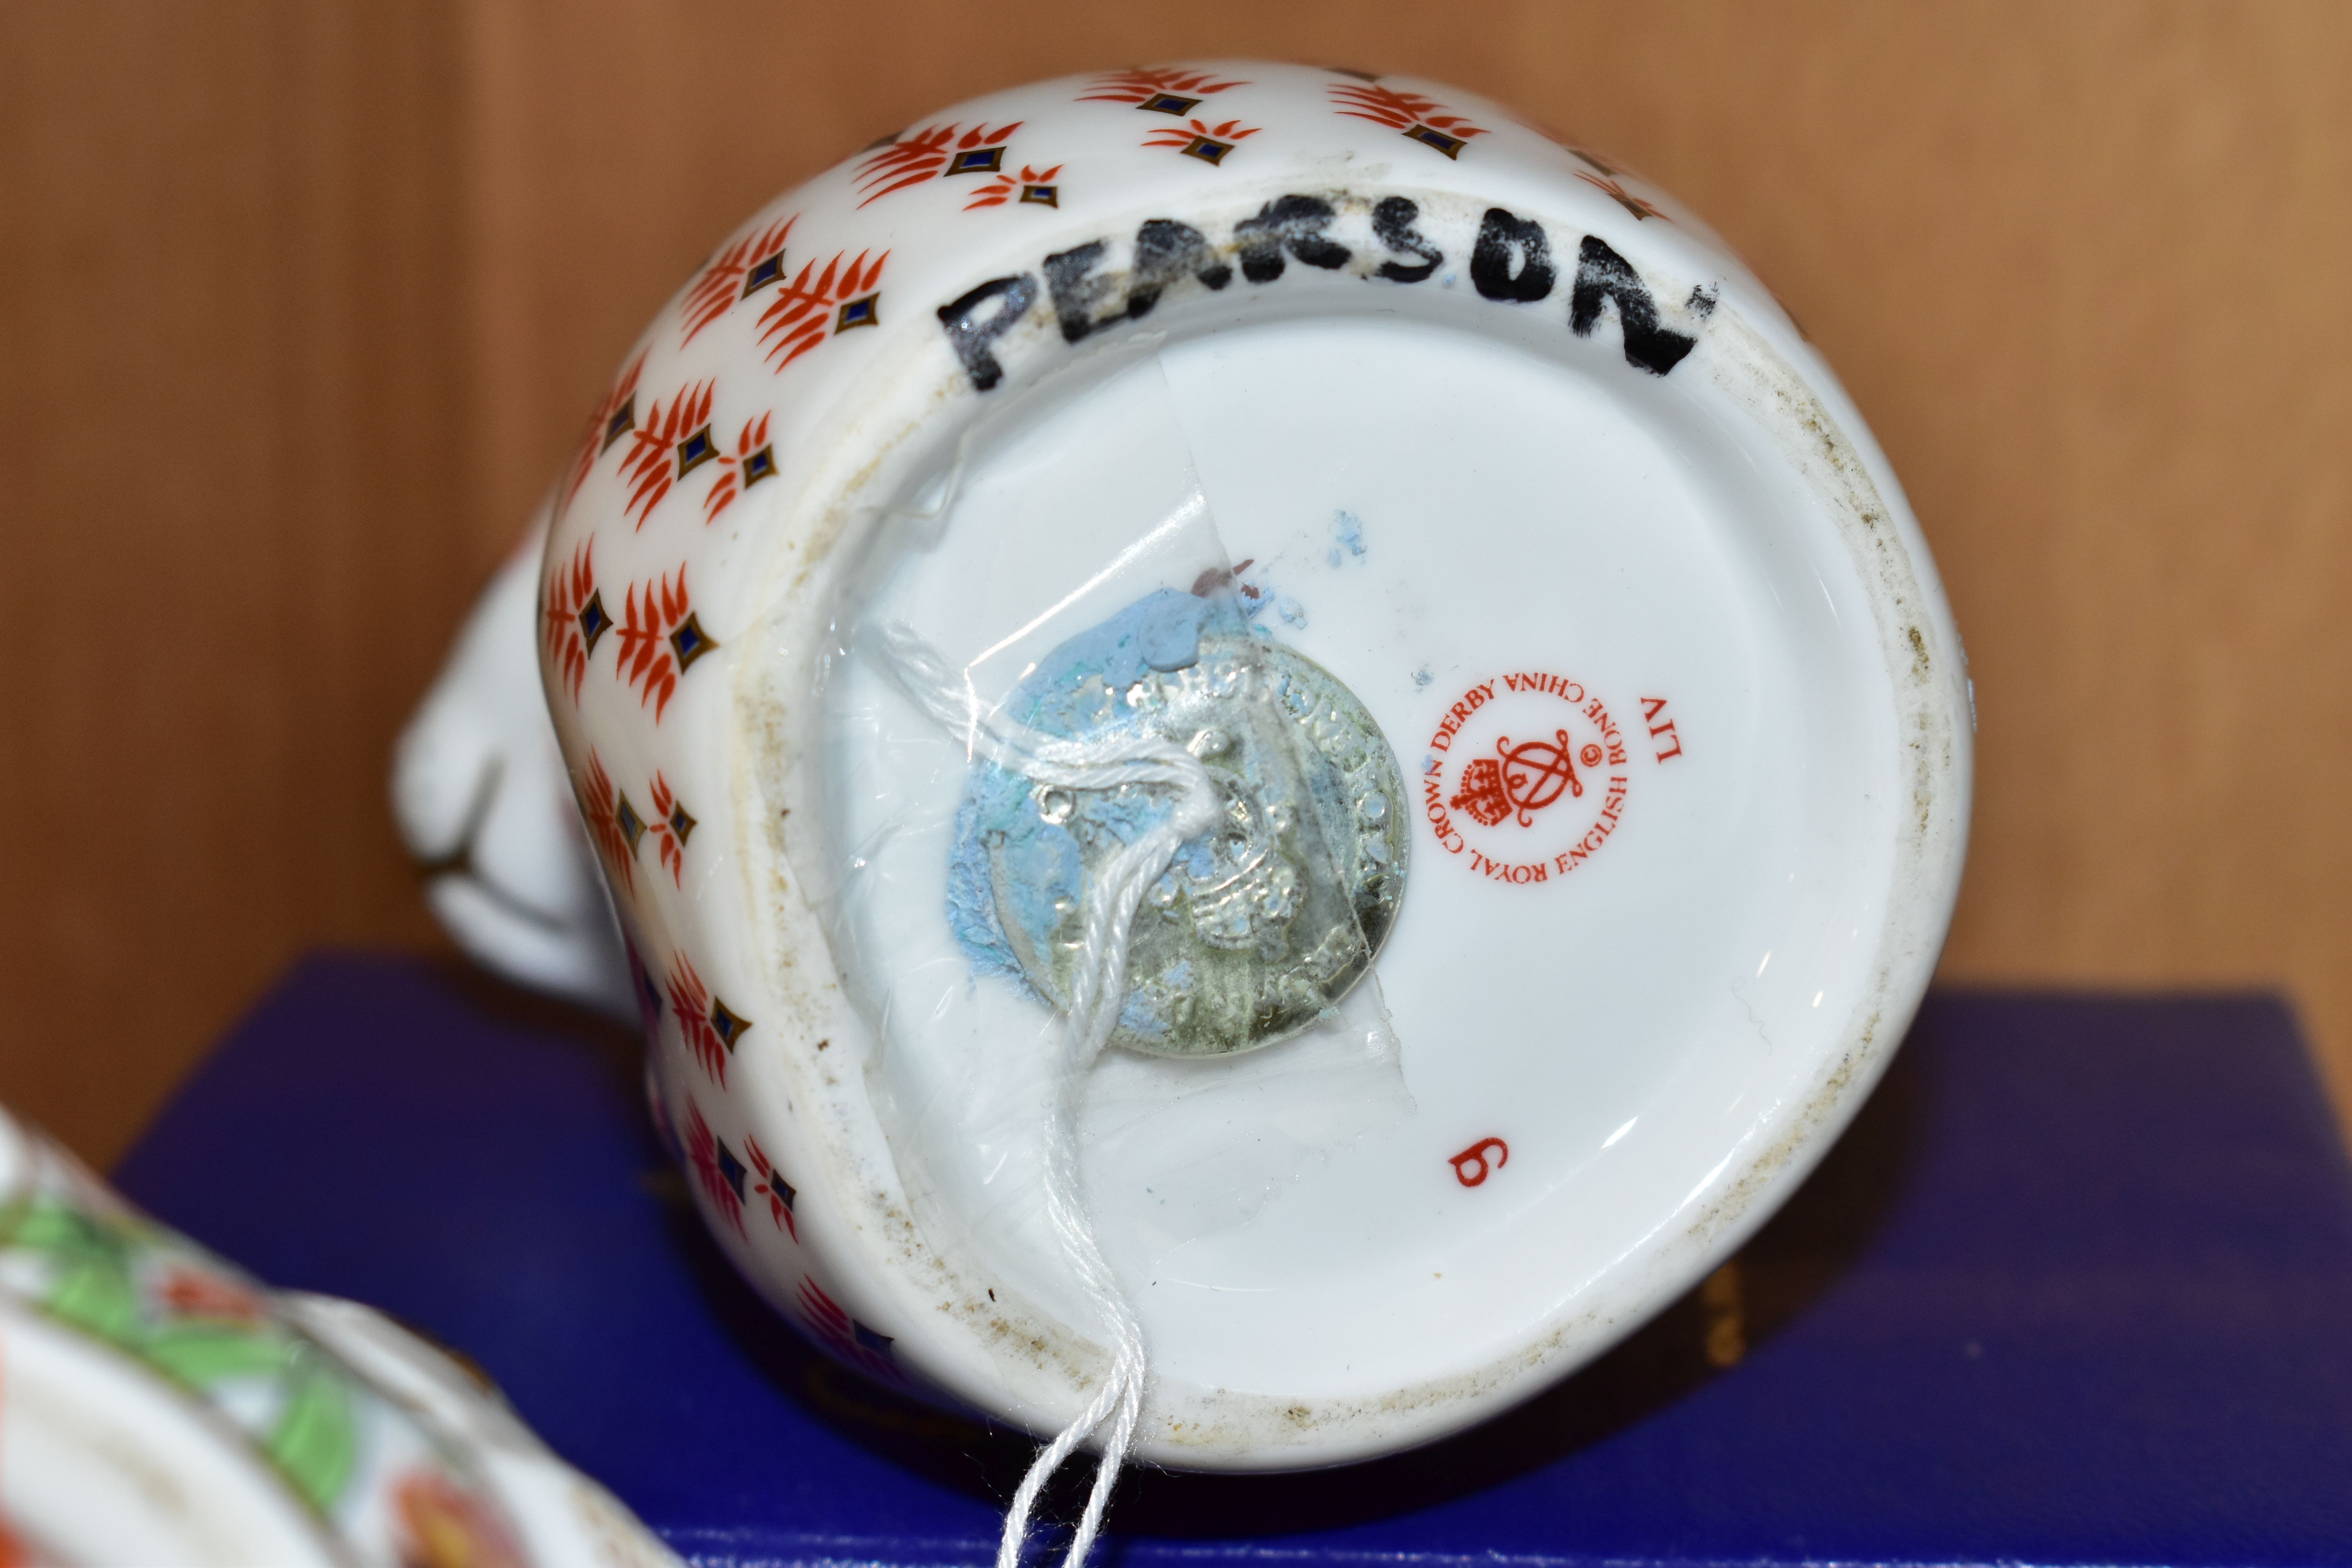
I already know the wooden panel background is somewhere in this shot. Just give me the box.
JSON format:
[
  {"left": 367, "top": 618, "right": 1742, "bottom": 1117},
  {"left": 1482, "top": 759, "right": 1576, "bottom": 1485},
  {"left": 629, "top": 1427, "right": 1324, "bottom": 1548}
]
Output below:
[{"left": 4, "top": 1, "right": 2348, "bottom": 1166}]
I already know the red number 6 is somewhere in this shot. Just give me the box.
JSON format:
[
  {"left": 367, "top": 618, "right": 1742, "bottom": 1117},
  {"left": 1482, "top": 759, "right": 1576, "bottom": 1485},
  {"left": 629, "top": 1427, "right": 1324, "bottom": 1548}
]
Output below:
[{"left": 1448, "top": 1137, "right": 1509, "bottom": 1188}]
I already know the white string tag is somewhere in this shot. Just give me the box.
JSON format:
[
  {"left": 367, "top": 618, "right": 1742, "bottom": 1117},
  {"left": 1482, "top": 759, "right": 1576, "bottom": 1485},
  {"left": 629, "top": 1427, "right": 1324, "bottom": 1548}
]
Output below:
[{"left": 869, "top": 619, "right": 1214, "bottom": 1568}]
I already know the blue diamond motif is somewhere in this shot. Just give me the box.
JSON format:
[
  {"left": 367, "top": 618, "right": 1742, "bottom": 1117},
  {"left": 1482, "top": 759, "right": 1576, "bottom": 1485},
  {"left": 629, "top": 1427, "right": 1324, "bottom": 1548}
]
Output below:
[
  {"left": 578, "top": 591, "right": 612, "bottom": 654},
  {"left": 1405, "top": 124, "right": 1466, "bottom": 160},
  {"left": 602, "top": 396, "right": 635, "bottom": 450},
  {"left": 676, "top": 425, "right": 716, "bottom": 477},
  {"left": 669, "top": 613, "right": 716, "bottom": 671}
]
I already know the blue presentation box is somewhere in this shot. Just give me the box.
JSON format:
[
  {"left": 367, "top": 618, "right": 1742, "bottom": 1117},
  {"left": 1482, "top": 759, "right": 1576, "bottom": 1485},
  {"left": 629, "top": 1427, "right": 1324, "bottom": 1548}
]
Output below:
[{"left": 118, "top": 955, "right": 2352, "bottom": 1566}]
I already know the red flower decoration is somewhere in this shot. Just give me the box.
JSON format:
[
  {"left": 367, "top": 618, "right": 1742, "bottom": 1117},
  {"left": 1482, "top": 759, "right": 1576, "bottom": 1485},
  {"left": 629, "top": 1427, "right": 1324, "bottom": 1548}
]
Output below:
[
  {"left": 854, "top": 122, "right": 1021, "bottom": 206},
  {"left": 542, "top": 540, "right": 602, "bottom": 702},
  {"left": 562, "top": 352, "right": 644, "bottom": 512},
  {"left": 1079, "top": 66, "right": 1247, "bottom": 105},
  {"left": 964, "top": 162, "right": 1063, "bottom": 211},
  {"left": 615, "top": 566, "right": 713, "bottom": 721},
  {"left": 156, "top": 1266, "right": 267, "bottom": 1325},
  {"left": 578, "top": 750, "right": 635, "bottom": 893},
  {"left": 618, "top": 381, "right": 717, "bottom": 527},
  {"left": 753, "top": 250, "right": 888, "bottom": 372},
  {"left": 391, "top": 1470, "right": 525, "bottom": 1568},
  {"left": 748, "top": 1134, "right": 797, "bottom": 1240},
  {"left": 684, "top": 1098, "right": 745, "bottom": 1237},
  {"left": 682, "top": 214, "right": 796, "bottom": 343}
]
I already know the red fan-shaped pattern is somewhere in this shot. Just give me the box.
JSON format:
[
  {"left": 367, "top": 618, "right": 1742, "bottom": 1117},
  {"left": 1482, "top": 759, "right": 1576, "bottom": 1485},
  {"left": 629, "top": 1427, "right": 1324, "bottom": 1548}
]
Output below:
[
  {"left": 542, "top": 540, "right": 595, "bottom": 702},
  {"left": 616, "top": 567, "right": 691, "bottom": 720},
  {"left": 747, "top": 1134, "right": 798, "bottom": 1240},
  {"left": 1329, "top": 82, "right": 1488, "bottom": 145},
  {"left": 682, "top": 214, "right": 796, "bottom": 343},
  {"left": 562, "top": 353, "right": 644, "bottom": 512},
  {"left": 754, "top": 250, "right": 889, "bottom": 372},
  {"left": 578, "top": 750, "right": 634, "bottom": 893},
  {"left": 701, "top": 411, "right": 771, "bottom": 523},
  {"left": 684, "top": 1098, "right": 745, "bottom": 1236},
  {"left": 1078, "top": 66, "right": 1247, "bottom": 104},
  {"left": 648, "top": 771, "right": 689, "bottom": 886},
  {"left": 1575, "top": 170, "right": 1666, "bottom": 221},
  {"left": 668, "top": 952, "right": 727, "bottom": 1085},
  {"left": 797, "top": 1276, "right": 901, "bottom": 1383},
  {"left": 1142, "top": 118, "right": 1261, "bottom": 151},
  {"left": 619, "top": 381, "right": 715, "bottom": 528},
  {"left": 854, "top": 122, "right": 1020, "bottom": 206},
  {"left": 964, "top": 162, "right": 1062, "bottom": 211}
]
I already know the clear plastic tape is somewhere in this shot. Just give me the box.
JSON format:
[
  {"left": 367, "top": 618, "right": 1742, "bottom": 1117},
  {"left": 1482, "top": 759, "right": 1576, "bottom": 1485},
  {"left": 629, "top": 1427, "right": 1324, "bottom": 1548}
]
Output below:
[{"left": 811, "top": 354, "right": 1414, "bottom": 1328}]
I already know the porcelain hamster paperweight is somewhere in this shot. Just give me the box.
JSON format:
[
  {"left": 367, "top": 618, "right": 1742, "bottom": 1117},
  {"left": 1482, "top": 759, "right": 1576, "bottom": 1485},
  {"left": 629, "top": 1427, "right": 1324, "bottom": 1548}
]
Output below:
[{"left": 401, "top": 59, "right": 1972, "bottom": 1483}]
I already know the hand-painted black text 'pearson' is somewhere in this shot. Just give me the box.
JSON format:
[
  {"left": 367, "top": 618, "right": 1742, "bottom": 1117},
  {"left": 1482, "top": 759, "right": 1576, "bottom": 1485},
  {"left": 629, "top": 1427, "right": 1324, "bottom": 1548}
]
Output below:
[{"left": 936, "top": 194, "right": 1706, "bottom": 394}]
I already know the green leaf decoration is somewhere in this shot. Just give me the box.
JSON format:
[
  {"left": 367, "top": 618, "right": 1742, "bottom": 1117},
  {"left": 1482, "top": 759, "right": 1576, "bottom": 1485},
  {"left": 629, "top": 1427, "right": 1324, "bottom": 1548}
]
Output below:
[
  {"left": 0, "top": 1198, "right": 146, "bottom": 1341},
  {"left": 43, "top": 1253, "right": 142, "bottom": 1342},
  {"left": 268, "top": 1352, "right": 359, "bottom": 1512},
  {"left": 2, "top": 1180, "right": 370, "bottom": 1518},
  {"left": 144, "top": 1323, "right": 297, "bottom": 1388},
  {"left": 2, "top": 1198, "right": 87, "bottom": 1252}
]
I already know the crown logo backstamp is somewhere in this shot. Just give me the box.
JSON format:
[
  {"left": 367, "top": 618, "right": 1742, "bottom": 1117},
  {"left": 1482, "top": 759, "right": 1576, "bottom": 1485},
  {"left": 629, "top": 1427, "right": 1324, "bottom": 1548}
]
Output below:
[{"left": 1422, "top": 670, "right": 1679, "bottom": 886}]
